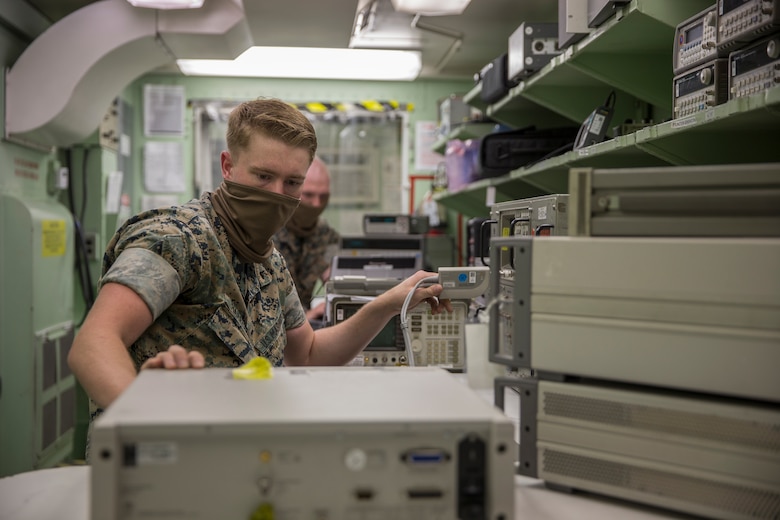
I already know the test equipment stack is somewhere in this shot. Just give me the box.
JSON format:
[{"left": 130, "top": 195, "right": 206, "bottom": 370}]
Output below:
[
  {"left": 348, "top": 214, "right": 454, "bottom": 270},
  {"left": 672, "top": 0, "right": 780, "bottom": 119},
  {"left": 327, "top": 230, "right": 424, "bottom": 367},
  {"left": 491, "top": 163, "right": 780, "bottom": 520},
  {"left": 483, "top": 194, "right": 569, "bottom": 369},
  {"left": 327, "top": 227, "right": 469, "bottom": 370},
  {"left": 362, "top": 214, "right": 429, "bottom": 236},
  {"left": 338, "top": 233, "right": 425, "bottom": 265},
  {"left": 325, "top": 253, "right": 418, "bottom": 368}
]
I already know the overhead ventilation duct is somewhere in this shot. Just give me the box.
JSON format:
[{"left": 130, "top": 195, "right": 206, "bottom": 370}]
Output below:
[
  {"left": 349, "top": 0, "right": 464, "bottom": 75},
  {"left": 5, "top": 0, "right": 252, "bottom": 149},
  {"left": 350, "top": 0, "right": 423, "bottom": 50}
]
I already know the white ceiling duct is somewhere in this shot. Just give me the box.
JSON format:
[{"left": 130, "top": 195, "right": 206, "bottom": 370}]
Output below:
[{"left": 5, "top": 0, "right": 252, "bottom": 149}]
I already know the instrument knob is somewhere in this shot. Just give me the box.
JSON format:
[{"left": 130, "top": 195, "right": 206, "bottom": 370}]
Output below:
[
  {"left": 344, "top": 448, "right": 367, "bottom": 471},
  {"left": 767, "top": 39, "right": 779, "bottom": 60},
  {"left": 699, "top": 68, "right": 713, "bottom": 85}
]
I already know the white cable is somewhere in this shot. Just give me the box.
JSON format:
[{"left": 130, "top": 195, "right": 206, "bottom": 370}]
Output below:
[
  {"left": 400, "top": 275, "right": 439, "bottom": 367},
  {"left": 476, "top": 293, "right": 512, "bottom": 324}
]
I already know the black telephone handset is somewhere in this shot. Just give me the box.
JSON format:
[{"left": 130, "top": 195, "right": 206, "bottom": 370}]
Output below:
[{"left": 573, "top": 91, "right": 616, "bottom": 150}]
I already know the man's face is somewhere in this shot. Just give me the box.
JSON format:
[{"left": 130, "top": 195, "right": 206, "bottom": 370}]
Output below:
[
  {"left": 220, "top": 132, "right": 311, "bottom": 199},
  {"left": 300, "top": 161, "right": 331, "bottom": 208}
]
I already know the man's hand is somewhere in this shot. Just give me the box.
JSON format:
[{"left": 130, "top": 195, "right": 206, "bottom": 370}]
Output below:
[
  {"left": 389, "top": 270, "right": 453, "bottom": 315},
  {"left": 140, "top": 345, "right": 205, "bottom": 370}
]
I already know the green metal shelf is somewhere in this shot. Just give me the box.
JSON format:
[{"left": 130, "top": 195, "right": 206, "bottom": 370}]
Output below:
[
  {"left": 508, "top": 56, "right": 639, "bottom": 128},
  {"left": 634, "top": 88, "right": 780, "bottom": 165},
  {"left": 464, "top": 75, "right": 576, "bottom": 130},
  {"left": 513, "top": 133, "right": 672, "bottom": 194},
  {"left": 433, "top": 175, "right": 549, "bottom": 218},
  {"left": 431, "top": 122, "right": 498, "bottom": 155},
  {"left": 463, "top": 84, "right": 488, "bottom": 113},
  {"left": 487, "top": 82, "right": 576, "bottom": 129},
  {"left": 566, "top": 0, "right": 713, "bottom": 110},
  {"left": 473, "top": 0, "right": 714, "bottom": 128},
  {"left": 436, "top": 86, "right": 780, "bottom": 215},
  {"left": 434, "top": 0, "right": 780, "bottom": 217}
]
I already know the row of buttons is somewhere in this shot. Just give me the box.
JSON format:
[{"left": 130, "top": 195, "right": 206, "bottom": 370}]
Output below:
[
  {"left": 410, "top": 310, "right": 463, "bottom": 322},
  {"left": 678, "top": 32, "right": 717, "bottom": 69},
  {"left": 416, "top": 341, "right": 460, "bottom": 364},
  {"left": 675, "top": 92, "right": 717, "bottom": 117},
  {"left": 408, "top": 302, "right": 466, "bottom": 367},
  {"left": 720, "top": 4, "right": 766, "bottom": 39},
  {"left": 422, "top": 324, "right": 461, "bottom": 335},
  {"left": 731, "top": 68, "right": 780, "bottom": 98}
]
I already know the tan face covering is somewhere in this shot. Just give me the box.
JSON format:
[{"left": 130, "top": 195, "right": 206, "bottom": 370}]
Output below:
[
  {"left": 284, "top": 202, "right": 326, "bottom": 237},
  {"left": 211, "top": 179, "right": 300, "bottom": 263}
]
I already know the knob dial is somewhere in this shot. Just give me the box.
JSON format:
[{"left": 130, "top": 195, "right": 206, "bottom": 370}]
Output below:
[
  {"left": 767, "top": 39, "right": 779, "bottom": 60},
  {"left": 344, "top": 448, "right": 367, "bottom": 471},
  {"left": 699, "top": 68, "right": 713, "bottom": 85}
]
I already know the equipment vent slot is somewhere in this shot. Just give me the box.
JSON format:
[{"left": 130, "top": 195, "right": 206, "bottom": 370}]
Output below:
[
  {"left": 543, "top": 391, "right": 780, "bottom": 451},
  {"left": 543, "top": 449, "right": 780, "bottom": 519}
]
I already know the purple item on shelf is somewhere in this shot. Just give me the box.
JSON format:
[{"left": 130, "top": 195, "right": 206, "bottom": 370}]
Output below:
[{"left": 444, "top": 138, "right": 481, "bottom": 192}]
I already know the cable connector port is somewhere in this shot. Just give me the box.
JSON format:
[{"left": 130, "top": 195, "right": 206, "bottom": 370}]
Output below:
[
  {"left": 354, "top": 488, "right": 374, "bottom": 501},
  {"left": 400, "top": 448, "right": 451, "bottom": 465},
  {"left": 407, "top": 488, "right": 445, "bottom": 499}
]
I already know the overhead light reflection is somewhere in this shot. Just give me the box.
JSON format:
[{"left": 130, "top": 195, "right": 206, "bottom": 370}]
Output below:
[
  {"left": 126, "top": 0, "right": 204, "bottom": 8},
  {"left": 177, "top": 47, "right": 422, "bottom": 81},
  {"left": 390, "top": 0, "right": 472, "bottom": 16}
]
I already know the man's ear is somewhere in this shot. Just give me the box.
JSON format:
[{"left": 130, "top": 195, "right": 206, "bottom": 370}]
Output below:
[{"left": 220, "top": 150, "right": 233, "bottom": 179}]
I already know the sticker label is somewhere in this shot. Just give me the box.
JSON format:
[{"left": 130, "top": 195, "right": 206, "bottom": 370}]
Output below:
[
  {"left": 41, "top": 220, "right": 66, "bottom": 257},
  {"left": 137, "top": 442, "right": 178, "bottom": 465}
]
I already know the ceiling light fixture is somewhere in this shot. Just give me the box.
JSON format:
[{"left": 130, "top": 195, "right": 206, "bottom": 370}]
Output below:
[
  {"left": 177, "top": 47, "right": 422, "bottom": 81},
  {"left": 126, "top": 0, "right": 204, "bottom": 8},
  {"left": 390, "top": 0, "right": 471, "bottom": 16}
]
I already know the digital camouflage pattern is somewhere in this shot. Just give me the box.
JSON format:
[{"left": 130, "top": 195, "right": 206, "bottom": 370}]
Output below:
[
  {"left": 101, "top": 191, "right": 306, "bottom": 367},
  {"left": 273, "top": 220, "right": 340, "bottom": 309},
  {"left": 89, "top": 192, "right": 305, "bottom": 428}
]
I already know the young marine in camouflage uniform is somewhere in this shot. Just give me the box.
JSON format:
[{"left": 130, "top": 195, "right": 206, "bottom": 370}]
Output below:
[
  {"left": 273, "top": 156, "right": 340, "bottom": 321},
  {"left": 68, "top": 98, "right": 449, "bottom": 433}
]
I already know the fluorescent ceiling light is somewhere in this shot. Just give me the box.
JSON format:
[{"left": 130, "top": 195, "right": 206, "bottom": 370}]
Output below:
[
  {"left": 127, "top": 0, "right": 204, "bottom": 8},
  {"left": 390, "top": 0, "right": 471, "bottom": 16},
  {"left": 177, "top": 47, "right": 422, "bottom": 81}
]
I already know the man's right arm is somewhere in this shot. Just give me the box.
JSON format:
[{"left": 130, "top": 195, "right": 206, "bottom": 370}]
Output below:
[{"left": 67, "top": 282, "right": 154, "bottom": 409}]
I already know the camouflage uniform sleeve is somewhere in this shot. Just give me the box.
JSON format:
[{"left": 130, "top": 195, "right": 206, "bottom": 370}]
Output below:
[
  {"left": 101, "top": 248, "right": 181, "bottom": 321},
  {"left": 100, "top": 209, "right": 203, "bottom": 320}
]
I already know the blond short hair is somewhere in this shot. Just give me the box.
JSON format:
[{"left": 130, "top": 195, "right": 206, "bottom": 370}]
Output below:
[{"left": 226, "top": 98, "right": 317, "bottom": 162}]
